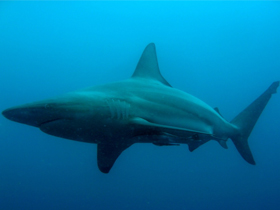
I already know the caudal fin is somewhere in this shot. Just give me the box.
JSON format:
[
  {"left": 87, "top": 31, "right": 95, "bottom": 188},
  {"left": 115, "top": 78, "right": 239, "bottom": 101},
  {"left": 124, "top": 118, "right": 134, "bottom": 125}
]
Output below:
[{"left": 230, "top": 81, "right": 279, "bottom": 164}]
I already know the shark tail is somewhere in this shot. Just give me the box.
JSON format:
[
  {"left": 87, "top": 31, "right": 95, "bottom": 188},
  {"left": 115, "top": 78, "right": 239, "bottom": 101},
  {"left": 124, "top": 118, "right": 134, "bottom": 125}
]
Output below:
[{"left": 230, "top": 81, "right": 279, "bottom": 164}]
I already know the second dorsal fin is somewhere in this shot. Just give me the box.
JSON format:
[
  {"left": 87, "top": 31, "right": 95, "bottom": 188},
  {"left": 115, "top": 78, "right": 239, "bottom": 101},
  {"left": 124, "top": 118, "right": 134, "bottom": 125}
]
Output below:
[{"left": 214, "top": 107, "right": 224, "bottom": 118}]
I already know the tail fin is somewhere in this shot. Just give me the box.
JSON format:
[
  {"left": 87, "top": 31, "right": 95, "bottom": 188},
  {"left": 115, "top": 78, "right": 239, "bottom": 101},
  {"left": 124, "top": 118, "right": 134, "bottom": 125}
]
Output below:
[{"left": 230, "top": 81, "right": 279, "bottom": 165}]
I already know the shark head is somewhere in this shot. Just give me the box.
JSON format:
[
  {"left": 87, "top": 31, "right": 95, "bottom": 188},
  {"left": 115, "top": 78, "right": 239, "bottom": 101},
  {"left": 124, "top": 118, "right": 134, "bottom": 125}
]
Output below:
[
  {"left": 2, "top": 91, "right": 115, "bottom": 143},
  {"left": 2, "top": 91, "right": 94, "bottom": 126},
  {"left": 3, "top": 99, "right": 68, "bottom": 128}
]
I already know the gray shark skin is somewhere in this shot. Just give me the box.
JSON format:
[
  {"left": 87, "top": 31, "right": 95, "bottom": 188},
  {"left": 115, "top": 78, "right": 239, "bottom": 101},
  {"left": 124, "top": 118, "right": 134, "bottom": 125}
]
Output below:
[{"left": 2, "top": 43, "right": 279, "bottom": 173}]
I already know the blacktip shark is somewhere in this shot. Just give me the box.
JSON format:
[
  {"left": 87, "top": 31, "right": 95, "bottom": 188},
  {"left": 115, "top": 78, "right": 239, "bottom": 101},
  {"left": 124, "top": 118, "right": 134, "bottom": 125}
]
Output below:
[{"left": 2, "top": 43, "right": 279, "bottom": 173}]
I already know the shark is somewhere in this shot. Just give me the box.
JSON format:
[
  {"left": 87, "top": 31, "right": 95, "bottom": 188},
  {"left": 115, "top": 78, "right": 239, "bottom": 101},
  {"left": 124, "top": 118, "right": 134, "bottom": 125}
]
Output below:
[{"left": 2, "top": 43, "right": 279, "bottom": 173}]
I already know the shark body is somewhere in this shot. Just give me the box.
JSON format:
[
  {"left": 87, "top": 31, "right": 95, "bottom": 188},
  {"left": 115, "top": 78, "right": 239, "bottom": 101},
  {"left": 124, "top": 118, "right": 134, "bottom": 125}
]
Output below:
[{"left": 2, "top": 43, "right": 279, "bottom": 173}]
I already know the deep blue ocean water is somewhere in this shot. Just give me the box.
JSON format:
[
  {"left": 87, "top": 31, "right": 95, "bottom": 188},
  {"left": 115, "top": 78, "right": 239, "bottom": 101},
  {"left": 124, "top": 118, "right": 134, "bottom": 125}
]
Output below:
[{"left": 1, "top": 2, "right": 280, "bottom": 210}]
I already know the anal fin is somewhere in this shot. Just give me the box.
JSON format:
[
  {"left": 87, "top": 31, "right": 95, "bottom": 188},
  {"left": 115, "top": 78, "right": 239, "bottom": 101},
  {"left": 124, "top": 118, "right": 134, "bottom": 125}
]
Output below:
[{"left": 218, "top": 140, "right": 228, "bottom": 149}]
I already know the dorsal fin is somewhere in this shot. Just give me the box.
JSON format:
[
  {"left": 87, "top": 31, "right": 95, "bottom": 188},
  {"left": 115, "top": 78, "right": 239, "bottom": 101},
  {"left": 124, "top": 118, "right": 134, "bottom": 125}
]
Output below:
[
  {"left": 214, "top": 107, "right": 224, "bottom": 118},
  {"left": 132, "top": 43, "right": 171, "bottom": 87}
]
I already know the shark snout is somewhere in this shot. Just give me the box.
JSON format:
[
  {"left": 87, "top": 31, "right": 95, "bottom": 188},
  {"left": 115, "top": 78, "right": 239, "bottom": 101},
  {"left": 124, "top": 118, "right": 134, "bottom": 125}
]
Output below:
[{"left": 2, "top": 103, "right": 62, "bottom": 127}]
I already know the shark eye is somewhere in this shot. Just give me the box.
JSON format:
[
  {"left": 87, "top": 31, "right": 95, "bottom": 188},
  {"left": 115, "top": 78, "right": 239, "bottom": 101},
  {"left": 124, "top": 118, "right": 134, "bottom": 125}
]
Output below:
[{"left": 44, "top": 104, "right": 50, "bottom": 109}]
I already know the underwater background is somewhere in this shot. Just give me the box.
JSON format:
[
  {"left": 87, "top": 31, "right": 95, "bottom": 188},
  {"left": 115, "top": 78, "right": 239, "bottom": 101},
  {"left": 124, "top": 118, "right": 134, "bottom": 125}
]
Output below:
[{"left": 1, "top": 1, "right": 280, "bottom": 210}]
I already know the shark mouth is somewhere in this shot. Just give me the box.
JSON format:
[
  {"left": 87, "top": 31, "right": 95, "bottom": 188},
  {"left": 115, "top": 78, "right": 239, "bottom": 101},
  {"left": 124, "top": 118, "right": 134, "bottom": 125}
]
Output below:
[{"left": 38, "top": 118, "right": 63, "bottom": 127}]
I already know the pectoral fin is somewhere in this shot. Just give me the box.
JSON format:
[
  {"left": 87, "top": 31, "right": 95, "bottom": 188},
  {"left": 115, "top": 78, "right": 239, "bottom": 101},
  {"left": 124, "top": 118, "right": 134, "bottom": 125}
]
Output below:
[{"left": 97, "top": 143, "right": 132, "bottom": 173}]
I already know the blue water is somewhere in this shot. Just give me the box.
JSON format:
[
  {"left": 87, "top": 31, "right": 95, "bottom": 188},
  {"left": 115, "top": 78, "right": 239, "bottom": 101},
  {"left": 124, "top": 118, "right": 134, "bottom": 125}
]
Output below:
[{"left": 1, "top": 2, "right": 280, "bottom": 210}]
